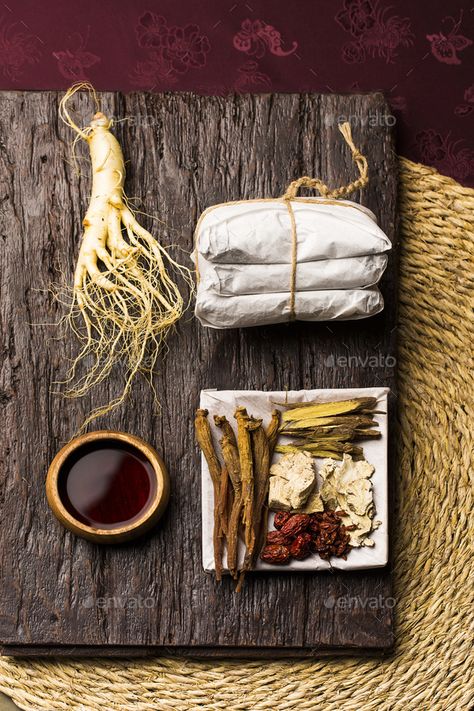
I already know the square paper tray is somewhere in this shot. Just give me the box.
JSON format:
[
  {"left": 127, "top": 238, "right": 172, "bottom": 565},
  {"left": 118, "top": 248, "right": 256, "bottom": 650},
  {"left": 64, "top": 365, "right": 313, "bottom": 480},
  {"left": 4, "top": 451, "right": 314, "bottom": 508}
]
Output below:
[{"left": 201, "top": 387, "right": 389, "bottom": 573}]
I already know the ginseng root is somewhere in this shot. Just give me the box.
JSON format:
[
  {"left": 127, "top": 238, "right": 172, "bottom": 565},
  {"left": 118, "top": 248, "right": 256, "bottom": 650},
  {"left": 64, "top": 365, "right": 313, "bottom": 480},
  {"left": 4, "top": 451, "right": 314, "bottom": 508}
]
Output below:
[
  {"left": 195, "top": 409, "right": 224, "bottom": 580},
  {"left": 57, "top": 83, "right": 192, "bottom": 427}
]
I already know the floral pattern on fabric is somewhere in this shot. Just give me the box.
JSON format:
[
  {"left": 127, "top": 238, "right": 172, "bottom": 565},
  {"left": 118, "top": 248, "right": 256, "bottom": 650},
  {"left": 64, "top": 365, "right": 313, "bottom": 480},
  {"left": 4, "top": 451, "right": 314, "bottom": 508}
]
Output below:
[
  {"left": 336, "top": 0, "right": 413, "bottom": 63},
  {"left": 416, "top": 129, "right": 474, "bottom": 182},
  {"left": 131, "top": 12, "right": 210, "bottom": 88},
  {"left": 233, "top": 19, "right": 297, "bottom": 58},
  {"left": 0, "top": 17, "right": 41, "bottom": 80},
  {"left": 426, "top": 12, "right": 472, "bottom": 65},
  {"left": 0, "top": 1, "right": 472, "bottom": 186},
  {"left": 53, "top": 30, "right": 100, "bottom": 81}
]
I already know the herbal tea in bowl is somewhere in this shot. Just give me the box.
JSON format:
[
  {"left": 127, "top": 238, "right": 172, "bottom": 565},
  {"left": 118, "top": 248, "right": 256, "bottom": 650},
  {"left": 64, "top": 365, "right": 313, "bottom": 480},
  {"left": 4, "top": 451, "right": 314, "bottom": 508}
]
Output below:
[{"left": 46, "top": 431, "right": 169, "bottom": 543}]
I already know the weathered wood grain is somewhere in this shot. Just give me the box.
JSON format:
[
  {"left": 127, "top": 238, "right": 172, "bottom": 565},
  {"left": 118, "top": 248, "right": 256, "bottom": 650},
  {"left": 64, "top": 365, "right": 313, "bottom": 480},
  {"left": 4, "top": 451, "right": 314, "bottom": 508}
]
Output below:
[{"left": 0, "top": 92, "right": 397, "bottom": 655}]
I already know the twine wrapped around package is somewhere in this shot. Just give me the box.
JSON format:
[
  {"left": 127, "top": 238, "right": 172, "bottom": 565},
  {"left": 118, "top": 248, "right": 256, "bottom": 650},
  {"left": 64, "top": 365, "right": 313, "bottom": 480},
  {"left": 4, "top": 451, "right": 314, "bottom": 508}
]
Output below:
[
  {"left": 193, "top": 123, "right": 391, "bottom": 329},
  {"left": 282, "top": 123, "right": 370, "bottom": 318}
]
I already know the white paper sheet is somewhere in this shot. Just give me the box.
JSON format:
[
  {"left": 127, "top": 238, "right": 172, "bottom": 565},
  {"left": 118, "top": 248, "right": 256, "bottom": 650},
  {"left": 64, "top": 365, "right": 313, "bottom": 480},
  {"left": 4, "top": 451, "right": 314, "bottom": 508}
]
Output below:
[
  {"left": 201, "top": 387, "right": 389, "bottom": 573},
  {"left": 195, "top": 287, "right": 384, "bottom": 329},
  {"left": 193, "top": 197, "right": 391, "bottom": 329},
  {"left": 197, "top": 198, "right": 391, "bottom": 264},
  {"left": 198, "top": 254, "right": 389, "bottom": 295}
]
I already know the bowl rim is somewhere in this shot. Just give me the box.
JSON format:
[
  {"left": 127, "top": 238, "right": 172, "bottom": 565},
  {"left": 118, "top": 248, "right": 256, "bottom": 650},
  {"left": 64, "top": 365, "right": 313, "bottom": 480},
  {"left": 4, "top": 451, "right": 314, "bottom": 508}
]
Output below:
[{"left": 46, "top": 430, "right": 169, "bottom": 541}]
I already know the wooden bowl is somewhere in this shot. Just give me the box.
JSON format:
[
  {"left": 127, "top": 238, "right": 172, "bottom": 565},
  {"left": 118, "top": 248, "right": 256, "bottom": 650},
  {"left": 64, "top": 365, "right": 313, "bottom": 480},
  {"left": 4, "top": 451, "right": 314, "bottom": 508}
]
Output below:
[{"left": 46, "top": 431, "right": 170, "bottom": 544}]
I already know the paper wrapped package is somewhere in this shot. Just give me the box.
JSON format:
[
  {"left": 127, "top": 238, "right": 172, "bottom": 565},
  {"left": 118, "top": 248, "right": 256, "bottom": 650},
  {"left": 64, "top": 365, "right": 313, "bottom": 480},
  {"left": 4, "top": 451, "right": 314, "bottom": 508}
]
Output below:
[
  {"left": 199, "top": 254, "right": 388, "bottom": 296},
  {"left": 193, "top": 198, "right": 391, "bottom": 328},
  {"left": 193, "top": 123, "right": 391, "bottom": 329},
  {"left": 196, "top": 286, "right": 383, "bottom": 328}
]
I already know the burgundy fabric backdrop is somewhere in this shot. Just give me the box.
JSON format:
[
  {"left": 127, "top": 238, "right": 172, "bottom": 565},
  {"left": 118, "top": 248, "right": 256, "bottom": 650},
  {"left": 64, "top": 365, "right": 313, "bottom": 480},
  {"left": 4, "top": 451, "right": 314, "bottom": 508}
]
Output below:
[{"left": 0, "top": 0, "right": 473, "bottom": 185}]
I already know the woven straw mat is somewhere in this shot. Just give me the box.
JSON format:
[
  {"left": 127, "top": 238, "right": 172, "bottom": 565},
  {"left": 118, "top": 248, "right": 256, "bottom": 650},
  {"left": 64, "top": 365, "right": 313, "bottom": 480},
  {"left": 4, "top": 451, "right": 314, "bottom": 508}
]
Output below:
[{"left": 0, "top": 158, "right": 472, "bottom": 711}]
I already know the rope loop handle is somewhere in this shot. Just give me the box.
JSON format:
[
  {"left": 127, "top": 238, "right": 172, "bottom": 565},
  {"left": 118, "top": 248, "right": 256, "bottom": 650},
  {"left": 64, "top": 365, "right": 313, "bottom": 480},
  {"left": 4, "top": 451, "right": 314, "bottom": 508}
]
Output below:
[{"left": 282, "top": 122, "right": 368, "bottom": 201}]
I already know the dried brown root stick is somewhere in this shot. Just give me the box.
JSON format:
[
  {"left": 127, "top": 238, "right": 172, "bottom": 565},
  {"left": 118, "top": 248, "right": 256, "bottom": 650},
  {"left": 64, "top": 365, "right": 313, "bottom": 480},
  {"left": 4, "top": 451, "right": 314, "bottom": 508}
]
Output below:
[
  {"left": 234, "top": 408, "right": 260, "bottom": 554},
  {"left": 240, "top": 422, "right": 271, "bottom": 578},
  {"left": 266, "top": 409, "right": 281, "bottom": 458},
  {"left": 214, "top": 415, "right": 237, "bottom": 447},
  {"left": 219, "top": 430, "right": 242, "bottom": 579},
  {"left": 233, "top": 413, "right": 261, "bottom": 592},
  {"left": 214, "top": 415, "right": 237, "bottom": 542},
  {"left": 256, "top": 507, "right": 269, "bottom": 564},
  {"left": 195, "top": 408, "right": 224, "bottom": 581},
  {"left": 218, "top": 465, "right": 231, "bottom": 537},
  {"left": 250, "top": 410, "right": 281, "bottom": 573}
]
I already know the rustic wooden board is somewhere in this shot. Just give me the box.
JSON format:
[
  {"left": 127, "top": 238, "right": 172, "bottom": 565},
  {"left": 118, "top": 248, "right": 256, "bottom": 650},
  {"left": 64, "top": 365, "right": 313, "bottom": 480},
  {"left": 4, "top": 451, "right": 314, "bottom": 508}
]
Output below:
[{"left": 0, "top": 91, "right": 397, "bottom": 656}]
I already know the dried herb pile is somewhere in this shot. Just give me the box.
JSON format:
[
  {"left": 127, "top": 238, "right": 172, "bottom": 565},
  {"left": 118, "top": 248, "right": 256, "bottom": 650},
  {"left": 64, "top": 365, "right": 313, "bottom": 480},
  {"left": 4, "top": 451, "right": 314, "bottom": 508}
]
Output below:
[
  {"left": 195, "top": 407, "right": 280, "bottom": 588},
  {"left": 261, "top": 510, "right": 352, "bottom": 565},
  {"left": 276, "top": 397, "right": 381, "bottom": 459},
  {"left": 196, "top": 396, "right": 383, "bottom": 583}
]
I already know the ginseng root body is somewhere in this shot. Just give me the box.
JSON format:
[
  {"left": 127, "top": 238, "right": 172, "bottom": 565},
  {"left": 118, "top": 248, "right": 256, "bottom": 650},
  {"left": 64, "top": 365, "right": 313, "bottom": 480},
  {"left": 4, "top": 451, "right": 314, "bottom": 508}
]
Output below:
[{"left": 59, "top": 83, "right": 191, "bottom": 426}]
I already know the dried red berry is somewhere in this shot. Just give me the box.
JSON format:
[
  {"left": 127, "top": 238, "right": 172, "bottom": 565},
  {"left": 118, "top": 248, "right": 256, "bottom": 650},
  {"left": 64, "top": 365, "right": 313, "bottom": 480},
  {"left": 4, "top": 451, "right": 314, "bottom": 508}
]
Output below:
[
  {"left": 309, "top": 509, "right": 352, "bottom": 560},
  {"left": 273, "top": 511, "right": 292, "bottom": 529},
  {"left": 260, "top": 544, "right": 290, "bottom": 565},
  {"left": 280, "top": 513, "right": 311, "bottom": 537},
  {"left": 308, "top": 514, "right": 324, "bottom": 532},
  {"left": 289, "top": 533, "right": 312, "bottom": 560},
  {"left": 266, "top": 530, "right": 293, "bottom": 545}
]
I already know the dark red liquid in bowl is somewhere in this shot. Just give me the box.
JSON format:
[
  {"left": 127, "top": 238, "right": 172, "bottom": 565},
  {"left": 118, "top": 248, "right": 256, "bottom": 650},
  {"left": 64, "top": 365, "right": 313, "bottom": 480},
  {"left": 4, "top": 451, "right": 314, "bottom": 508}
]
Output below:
[{"left": 57, "top": 440, "right": 157, "bottom": 529}]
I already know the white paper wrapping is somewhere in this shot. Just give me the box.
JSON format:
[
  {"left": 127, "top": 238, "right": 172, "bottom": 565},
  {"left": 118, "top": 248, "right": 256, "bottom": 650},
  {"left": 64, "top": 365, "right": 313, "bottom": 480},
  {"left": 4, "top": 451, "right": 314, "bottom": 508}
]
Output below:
[
  {"left": 197, "top": 198, "right": 391, "bottom": 264},
  {"left": 200, "top": 388, "right": 389, "bottom": 573},
  {"left": 196, "top": 287, "right": 383, "bottom": 329},
  {"left": 193, "top": 197, "right": 391, "bottom": 328},
  {"left": 199, "top": 254, "right": 388, "bottom": 295}
]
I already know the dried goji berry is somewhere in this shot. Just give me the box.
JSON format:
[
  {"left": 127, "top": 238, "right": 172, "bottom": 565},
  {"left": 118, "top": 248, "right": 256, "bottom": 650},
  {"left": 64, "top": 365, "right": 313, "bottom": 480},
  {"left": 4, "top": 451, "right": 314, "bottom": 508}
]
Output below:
[{"left": 309, "top": 508, "right": 352, "bottom": 560}]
